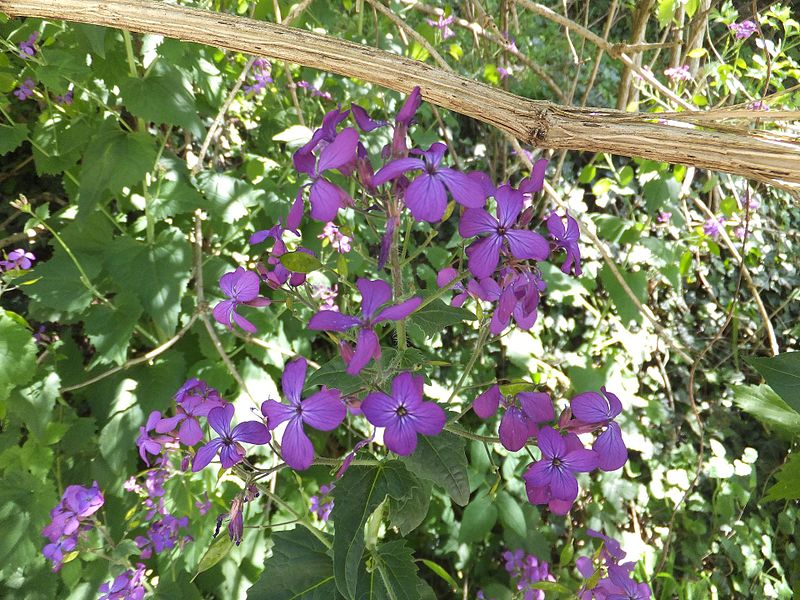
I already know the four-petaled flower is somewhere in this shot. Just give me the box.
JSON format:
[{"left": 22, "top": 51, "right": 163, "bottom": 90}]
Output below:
[
  {"left": 361, "top": 372, "right": 446, "bottom": 455},
  {"left": 261, "top": 356, "right": 346, "bottom": 470},
  {"left": 374, "top": 142, "right": 487, "bottom": 222},
  {"left": 523, "top": 426, "right": 597, "bottom": 505},
  {"left": 473, "top": 386, "right": 554, "bottom": 451},
  {"left": 1, "top": 248, "right": 35, "bottom": 271},
  {"left": 192, "top": 403, "right": 271, "bottom": 471},
  {"left": 308, "top": 278, "right": 421, "bottom": 375},
  {"left": 212, "top": 267, "right": 271, "bottom": 334},
  {"left": 460, "top": 183, "right": 550, "bottom": 278},
  {"left": 570, "top": 387, "right": 628, "bottom": 471},
  {"left": 546, "top": 211, "right": 582, "bottom": 276}
]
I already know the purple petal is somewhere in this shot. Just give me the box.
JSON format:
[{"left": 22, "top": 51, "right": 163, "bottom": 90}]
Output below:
[
  {"left": 346, "top": 328, "right": 380, "bottom": 375},
  {"left": 178, "top": 417, "right": 204, "bottom": 446},
  {"left": 570, "top": 391, "right": 612, "bottom": 423},
  {"left": 351, "top": 104, "right": 385, "bottom": 132},
  {"left": 232, "top": 421, "right": 271, "bottom": 445},
  {"left": 517, "top": 392, "right": 554, "bottom": 424},
  {"left": 307, "top": 310, "right": 361, "bottom": 332},
  {"left": 519, "top": 158, "right": 548, "bottom": 194},
  {"left": 437, "top": 267, "right": 458, "bottom": 288},
  {"left": 524, "top": 459, "right": 552, "bottom": 488},
  {"left": 282, "top": 357, "right": 308, "bottom": 405},
  {"left": 594, "top": 422, "right": 627, "bottom": 471},
  {"left": 459, "top": 208, "right": 499, "bottom": 238},
  {"left": 404, "top": 173, "right": 448, "bottom": 222},
  {"left": 384, "top": 419, "right": 419, "bottom": 455},
  {"left": 219, "top": 443, "right": 244, "bottom": 469},
  {"left": 207, "top": 404, "right": 234, "bottom": 437},
  {"left": 563, "top": 447, "right": 598, "bottom": 473},
  {"left": 410, "top": 401, "right": 446, "bottom": 436},
  {"left": 192, "top": 438, "right": 223, "bottom": 471},
  {"left": 576, "top": 556, "right": 595, "bottom": 579},
  {"left": 391, "top": 371, "right": 424, "bottom": 408},
  {"left": 155, "top": 414, "right": 184, "bottom": 434},
  {"left": 373, "top": 157, "right": 424, "bottom": 186},
  {"left": 536, "top": 426, "right": 565, "bottom": 460},
  {"left": 601, "top": 387, "right": 623, "bottom": 418},
  {"left": 211, "top": 301, "right": 235, "bottom": 329},
  {"left": 317, "top": 127, "right": 358, "bottom": 173},
  {"left": 374, "top": 297, "right": 422, "bottom": 323},
  {"left": 301, "top": 389, "right": 345, "bottom": 431},
  {"left": 261, "top": 399, "right": 297, "bottom": 429},
  {"left": 549, "top": 466, "right": 579, "bottom": 501},
  {"left": 281, "top": 417, "right": 315, "bottom": 470},
  {"left": 505, "top": 229, "right": 550, "bottom": 261},
  {"left": 357, "top": 278, "right": 393, "bottom": 319},
  {"left": 466, "top": 235, "right": 503, "bottom": 279},
  {"left": 232, "top": 310, "right": 258, "bottom": 334},
  {"left": 396, "top": 86, "right": 422, "bottom": 125},
  {"left": 286, "top": 189, "right": 304, "bottom": 233},
  {"left": 361, "top": 391, "right": 396, "bottom": 427},
  {"left": 499, "top": 406, "right": 531, "bottom": 451},
  {"left": 437, "top": 168, "right": 487, "bottom": 208},
  {"left": 473, "top": 385, "right": 503, "bottom": 419},
  {"left": 489, "top": 307, "right": 511, "bottom": 335},
  {"left": 309, "top": 178, "right": 349, "bottom": 222},
  {"left": 495, "top": 184, "right": 524, "bottom": 228}
]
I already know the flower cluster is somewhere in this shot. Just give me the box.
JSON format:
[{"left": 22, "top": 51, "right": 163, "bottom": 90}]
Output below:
[
  {"left": 13, "top": 78, "right": 35, "bottom": 101},
  {"left": 0, "top": 248, "right": 35, "bottom": 271},
  {"left": 577, "top": 530, "right": 652, "bottom": 599},
  {"left": 41, "top": 482, "right": 104, "bottom": 572},
  {"left": 98, "top": 564, "right": 147, "bottom": 600},
  {"left": 729, "top": 19, "right": 757, "bottom": 40},
  {"left": 664, "top": 65, "right": 691, "bottom": 81},
  {"left": 318, "top": 221, "right": 352, "bottom": 253},
  {"left": 243, "top": 58, "right": 273, "bottom": 96},
  {"left": 309, "top": 483, "right": 335, "bottom": 521},
  {"left": 503, "top": 549, "right": 556, "bottom": 600},
  {"left": 18, "top": 32, "right": 38, "bottom": 58}
]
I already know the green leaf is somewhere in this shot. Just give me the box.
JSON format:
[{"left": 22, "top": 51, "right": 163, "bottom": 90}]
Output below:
[
  {"left": 408, "top": 299, "right": 475, "bottom": 338},
  {"left": 389, "top": 478, "right": 431, "bottom": 536},
  {"left": 497, "top": 491, "right": 527, "bottom": 538},
  {"left": 84, "top": 293, "right": 143, "bottom": 367},
  {"left": 747, "top": 353, "right": 800, "bottom": 414},
  {"left": 401, "top": 431, "right": 470, "bottom": 506},
  {"left": 367, "top": 540, "right": 422, "bottom": 600},
  {"left": 331, "top": 462, "right": 419, "bottom": 599},
  {"left": 657, "top": 0, "right": 677, "bottom": 28},
  {"left": 31, "top": 114, "right": 93, "bottom": 175},
  {"left": 193, "top": 171, "right": 267, "bottom": 221},
  {"left": 419, "top": 559, "right": 458, "bottom": 592},
  {"left": 147, "top": 153, "right": 204, "bottom": 218},
  {"left": 0, "top": 312, "right": 37, "bottom": 404},
  {"left": 247, "top": 528, "right": 340, "bottom": 599},
  {"left": 78, "top": 118, "right": 157, "bottom": 213},
  {"left": 307, "top": 357, "right": 367, "bottom": 396},
  {"left": 731, "top": 384, "right": 800, "bottom": 437},
  {"left": 0, "top": 123, "right": 28, "bottom": 156},
  {"left": 105, "top": 228, "right": 192, "bottom": 338},
  {"left": 599, "top": 263, "right": 648, "bottom": 326},
  {"left": 118, "top": 64, "right": 203, "bottom": 137},
  {"left": 193, "top": 534, "right": 234, "bottom": 580},
  {"left": 763, "top": 452, "right": 800, "bottom": 502},
  {"left": 459, "top": 492, "right": 497, "bottom": 543},
  {"left": 272, "top": 125, "right": 313, "bottom": 148},
  {"left": 280, "top": 251, "right": 322, "bottom": 274},
  {"left": 8, "top": 373, "right": 59, "bottom": 440}
]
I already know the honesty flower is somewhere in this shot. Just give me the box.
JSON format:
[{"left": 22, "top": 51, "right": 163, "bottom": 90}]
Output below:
[
  {"left": 192, "top": 403, "right": 270, "bottom": 471},
  {"left": 729, "top": 19, "right": 757, "bottom": 39},
  {"left": 1, "top": 248, "right": 35, "bottom": 271},
  {"left": 473, "top": 386, "right": 554, "bottom": 451},
  {"left": 524, "top": 426, "right": 597, "bottom": 504},
  {"left": 212, "top": 267, "right": 271, "bottom": 334},
  {"left": 261, "top": 356, "right": 345, "bottom": 470},
  {"left": 570, "top": 387, "right": 628, "bottom": 471},
  {"left": 136, "top": 411, "right": 175, "bottom": 465},
  {"left": 664, "top": 65, "right": 691, "bottom": 81},
  {"left": 18, "top": 32, "right": 38, "bottom": 58},
  {"left": 98, "top": 564, "right": 147, "bottom": 600},
  {"left": 605, "top": 565, "right": 653, "bottom": 600},
  {"left": 546, "top": 211, "right": 582, "bottom": 276},
  {"left": 374, "top": 142, "right": 487, "bottom": 222},
  {"left": 426, "top": 14, "right": 455, "bottom": 39},
  {"left": 308, "top": 278, "right": 421, "bottom": 375},
  {"left": 13, "top": 78, "right": 35, "bottom": 101},
  {"left": 156, "top": 387, "right": 225, "bottom": 447},
  {"left": 391, "top": 86, "right": 422, "bottom": 157},
  {"left": 361, "top": 372, "right": 446, "bottom": 455},
  {"left": 460, "top": 183, "right": 549, "bottom": 278}
]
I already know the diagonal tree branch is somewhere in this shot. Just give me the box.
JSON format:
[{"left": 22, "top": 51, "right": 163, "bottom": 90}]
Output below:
[{"left": 2, "top": 0, "right": 799, "bottom": 188}]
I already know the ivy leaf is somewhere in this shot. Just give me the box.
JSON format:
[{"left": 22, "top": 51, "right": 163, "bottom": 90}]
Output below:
[
  {"left": 247, "top": 528, "right": 341, "bottom": 600},
  {"left": 747, "top": 353, "right": 800, "bottom": 414},
  {"left": 0, "top": 311, "right": 37, "bottom": 404},
  {"left": 401, "top": 431, "right": 470, "bottom": 506},
  {"left": 763, "top": 452, "right": 800, "bottom": 501},
  {"left": 0, "top": 123, "right": 28, "bottom": 156},
  {"left": 408, "top": 299, "right": 475, "bottom": 338},
  {"left": 105, "top": 228, "right": 192, "bottom": 338},
  {"left": 458, "top": 492, "right": 498, "bottom": 543},
  {"left": 331, "top": 462, "right": 418, "bottom": 600},
  {"left": 84, "top": 293, "right": 143, "bottom": 367},
  {"left": 731, "top": 384, "right": 800, "bottom": 437},
  {"left": 78, "top": 118, "right": 157, "bottom": 213}
]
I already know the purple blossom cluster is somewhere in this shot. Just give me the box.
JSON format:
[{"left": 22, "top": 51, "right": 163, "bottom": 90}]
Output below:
[
  {"left": 729, "top": 19, "right": 757, "bottom": 40},
  {"left": 664, "top": 65, "right": 691, "bottom": 81},
  {"left": 98, "top": 564, "right": 147, "bottom": 600},
  {"left": 243, "top": 58, "right": 273, "bottom": 96},
  {"left": 426, "top": 14, "right": 455, "bottom": 39},
  {"left": 503, "top": 549, "right": 555, "bottom": 600},
  {"left": 42, "top": 482, "right": 104, "bottom": 572},
  {"left": 18, "top": 32, "right": 38, "bottom": 58},
  {"left": 577, "top": 530, "right": 652, "bottom": 599},
  {"left": 318, "top": 221, "right": 352, "bottom": 253},
  {"left": 13, "top": 78, "right": 35, "bottom": 101},
  {"left": 0, "top": 248, "right": 35, "bottom": 271},
  {"left": 309, "top": 483, "right": 335, "bottom": 521}
]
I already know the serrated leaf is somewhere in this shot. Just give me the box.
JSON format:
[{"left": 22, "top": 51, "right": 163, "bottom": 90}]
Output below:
[
  {"left": 280, "top": 251, "right": 321, "bottom": 274},
  {"left": 731, "top": 384, "right": 800, "bottom": 437},
  {"left": 0, "top": 123, "right": 28, "bottom": 156},
  {"left": 764, "top": 452, "right": 800, "bottom": 501},
  {"left": 9, "top": 373, "right": 60, "bottom": 442},
  {"left": 24, "top": 248, "right": 102, "bottom": 322},
  {"left": 31, "top": 114, "right": 93, "bottom": 175},
  {"left": 84, "top": 294, "right": 143, "bottom": 367},
  {"left": 389, "top": 478, "right": 431, "bottom": 536},
  {"left": 747, "top": 353, "right": 800, "bottom": 414},
  {"left": 331, "top": 462, "right": 419, "bottom": 599},
  {"left": 193, "top": 534, "right": 233, "bottom": 580},
  {"left": 408, "top": 299, "right": 475, "bottom": 338},
  {"left": 367, "top": 540, "right": 422, "bottom": 600},
  {"left": 193, "top": 171, "right": 267, "bottom": 221},
  {"left": 0, "top": 312, "right": 37, "bottom": 404},
  {"left": 401, "top": 431, "right": 470, "bottom": 506},
  {"left": 458, "top": 493, "right": 497, "bottom": 542},
  {"left": 247, "top": 528, "right": 340, "bottom": 599},
  {"left": 105, "top": 228, "right": 192, "bottom": 338}
]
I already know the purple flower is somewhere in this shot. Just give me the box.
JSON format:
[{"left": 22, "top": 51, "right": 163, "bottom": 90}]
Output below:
[
  {"left": 42, "top": 535, "right": 77, "bottom": 572},
  {"left": 657, "top": 211, "right": 672, "bottom": 224},
  {"left": 586, "top": 528, "right": 626, "bottom": 563},
  {"left": 1, "top": 248, "right": 35, "bottom": 271},
  {"left": 18, "top": 32, "right": 38, "bottom": 58},
  {"left": 13, "top": 78, "right": 35, "bottom": 101},
  {"left": 308, "top": 278, "right": 421, "bottom": 375},
  {"left": 729, "top": 19, "right": 757, "bottom": 40},
  {"left": 156, "top": 388, "right": 225, "bottom": 447},
  {"left": 310, "top": 483, "right": 335, "bottom": 521},
  {"left": 523, "top": 426, "right": 597, "bottom": 504},
  {"left": 135, "top": 513, "right": 190, "bottom": 558},
  {"left": 391, "top": 86, "right": 422, "bottom": 157},
  {"left": 546, "top": 211, "right": 582, "bottom": 276},
  {"left": 351, "top": 104, "right": 388, "bottom": 132},
  {"left": 361, "top": 372, "right": 446, "bottom": 455},
  {"left": 460, "top": 184, "right": 550, "bottom": 278},
  {"left": 56, "top": 89, "right": 74, "bottom": 105},
  {"left": 42, "top": 482, "right": 105, "bottom": 571},
  {"left": 295, "top": 127, "right": 359, "bottom": 221},
  {"left": 318, "top": 221, "right": 352, "bottom": 253},
  {"left": 569, "top": 387, "right": 627, "bottom": 471},
  {"left": 437, "top": 267, "right": 469, "bottom": 307},
  {"left": 195, "top": 493, "right": 212, "bottom": 516},
  {"left": 336, "top": 432, "right": 374, "bottom": 479},
  {"left": 136, "top": 411, "right": 175, "bottom": 466},
  {"left": 473, "top": 386, "right": 554, "bottom": 451},
  {"left": 426, "top": 15, "right": 455, "bottom": 39},
  {"left": 748, "top": 100, "right": 769, "bottom": 111},
  {"left": 374, "top": 142, "right": 487, "bottom": 222},
  {"left": 191, "top": 403, "right": 270, "bottom": 471},
  {"left": 497, "top": 66, "right": 512, "bottom": 79},
  {"left": 664, "top": 65, "right": 691, "bottom": 81},
  {"left": 243, "top": 58, "right": 273, "bottom": 95},
  {"left": 605, "top": 565, "right": 652, "bottom": 600},
  {"left": 261, "top": 356, "right": 345, "bottom": 470},
  {"left": 98, "top": 564, "right": 147, "bottom": 600},
  {"left": 297, "top": 80, "right": 333, "bottom": 101},
  {"left": 212, "top": 267, "right": 271, "bottom": 334},
  {"left": 703, "top": 215, "right": 725, "bottom": 239}
]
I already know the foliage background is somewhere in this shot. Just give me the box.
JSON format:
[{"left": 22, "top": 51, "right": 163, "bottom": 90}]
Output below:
[{"left": 1, "top": 0, "right": 799, "bottom": 598}]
